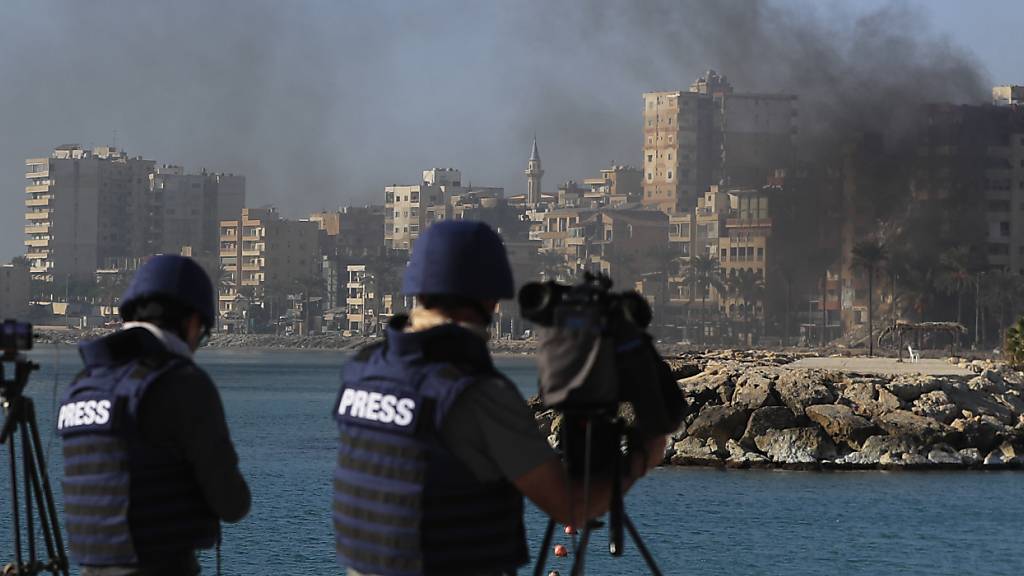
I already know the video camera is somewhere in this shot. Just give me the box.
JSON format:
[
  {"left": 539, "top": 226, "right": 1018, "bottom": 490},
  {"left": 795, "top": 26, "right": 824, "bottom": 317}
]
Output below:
[
  {"left": 1, "top": 320, "right": 33, "bottom": 354},
  {"left": 518, "top": 273, "right": 684, "bottom": 477}
]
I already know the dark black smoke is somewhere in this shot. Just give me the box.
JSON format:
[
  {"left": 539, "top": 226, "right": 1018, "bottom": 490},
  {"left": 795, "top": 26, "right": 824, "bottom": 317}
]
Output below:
[{"left": 0, "top": 0, "right": 991, "bottom": 264}]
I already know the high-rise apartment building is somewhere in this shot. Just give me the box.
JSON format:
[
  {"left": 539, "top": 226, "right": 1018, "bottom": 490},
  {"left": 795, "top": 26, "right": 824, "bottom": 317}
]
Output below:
[
  {"left": 24, "top": 146, "right": 154, "bottom": 283},
  {"left": 642, "top": 90, "right": 710, "bottom": 214},
  {"left": 642, "top": 71, "right": 796, "bottom": 215},
  {"left": 218, "top": 207, "right": 320, "bottom": 317},
  {"left": 147, "top": 165, "right": 245, "bottom": 258},
  {"left": 24, "top": 146, "right": 244, "bottom": 290}
]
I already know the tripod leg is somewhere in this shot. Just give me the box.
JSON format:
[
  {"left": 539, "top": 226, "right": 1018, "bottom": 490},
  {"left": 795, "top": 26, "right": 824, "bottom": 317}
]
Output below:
[
  {"left": 569, "top": 521, "right": 593, "bottom": 576},
  {"left": 623, "top": 513, "right": 663, "bottom": 576},
  {"left": 9, "top": 434, "right": 24, "bottom": 570},
  {"left": 21, "top": 420, "right": 37, "bottom": 567},
  {"left": 532, "top": 518, "right": 556, "bottom": 576},
  {"left": 26, "top": 400, "right": 69, "bottom": 575}
]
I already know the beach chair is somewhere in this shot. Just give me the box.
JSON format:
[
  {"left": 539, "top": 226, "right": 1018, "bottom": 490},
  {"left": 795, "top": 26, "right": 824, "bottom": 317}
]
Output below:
[{"left": 907, "top": 345, "right": 920, "bottom": 363}]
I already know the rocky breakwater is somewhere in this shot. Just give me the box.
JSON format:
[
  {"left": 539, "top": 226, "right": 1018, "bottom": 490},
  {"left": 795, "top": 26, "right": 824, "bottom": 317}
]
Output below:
[{"left": 669, "top": 356, "right": 1024, "bottom": 470}]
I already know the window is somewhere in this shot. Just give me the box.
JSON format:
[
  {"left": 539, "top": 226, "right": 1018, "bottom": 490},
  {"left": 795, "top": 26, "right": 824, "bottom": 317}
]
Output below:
[
  {"left": 1000, "top": 221, "right": 1011, "bottom": 236},
  {"left": 668, "top": 117, "right": 672, "bottom": 125},
  {"left": 667, "top": 171, "right": 673, "bottom": 180},
  {"left": 721, "top": 248, "right": 727, "bottom": 260},
  {"left": 757, "top": 247, "right": 764, "bottom": 261},
  {"left": 668, "top": 153, "right": 672, "bottom": 160},
  {"left": 647, "top": 172, "right": 653, "bottom": 182},
  {"left": 647, "top": 154, "right": 653, "bottom": 162}
]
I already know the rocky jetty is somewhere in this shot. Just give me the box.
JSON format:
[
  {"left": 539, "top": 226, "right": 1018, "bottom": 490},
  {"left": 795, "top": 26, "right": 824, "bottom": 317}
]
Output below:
[{"left": 665, "top": 354, "right": 1024, "bottom": 469}]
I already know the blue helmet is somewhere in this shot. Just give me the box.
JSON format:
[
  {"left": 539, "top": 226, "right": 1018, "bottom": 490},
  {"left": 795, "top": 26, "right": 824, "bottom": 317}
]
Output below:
[
  {"left": 120, "top": 255, "right": 216, "bottom": 329},
  {"left": 403, "top": 220, "right": 515, "bottom": 300}
]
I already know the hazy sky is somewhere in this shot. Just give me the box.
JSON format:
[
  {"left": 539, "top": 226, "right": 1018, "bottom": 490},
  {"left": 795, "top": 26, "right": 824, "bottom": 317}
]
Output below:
[{"left": 2, "top": 0, "right": 1022, "bottom": 261}]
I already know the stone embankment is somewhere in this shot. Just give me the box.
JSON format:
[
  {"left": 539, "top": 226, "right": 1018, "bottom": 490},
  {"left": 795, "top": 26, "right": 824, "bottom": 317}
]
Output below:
[{"left": 663, "top": 352, "right": 1024, "bottom": 469}]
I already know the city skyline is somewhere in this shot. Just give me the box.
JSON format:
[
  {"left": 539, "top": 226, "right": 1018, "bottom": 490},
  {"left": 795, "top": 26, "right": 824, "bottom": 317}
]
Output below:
[{"left": 2, "top": 0, "right": 1024, "bottom": 261}]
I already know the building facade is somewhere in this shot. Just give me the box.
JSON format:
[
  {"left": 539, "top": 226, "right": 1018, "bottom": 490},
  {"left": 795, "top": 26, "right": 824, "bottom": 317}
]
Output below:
[
  {"left": 24, "top": 146, "right": 154, "bottom": 283},
  {"left": 218, "top": 207, "right": 320, "bottom": 320},
  {"left": 0, "top": 262, "right": 31, "bottom": 319}
]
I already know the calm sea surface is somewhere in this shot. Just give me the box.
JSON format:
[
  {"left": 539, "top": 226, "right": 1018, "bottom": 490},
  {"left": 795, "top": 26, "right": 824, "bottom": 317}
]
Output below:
[{"left": 2, "top": 345, "right": 1022, "bottom": 575}]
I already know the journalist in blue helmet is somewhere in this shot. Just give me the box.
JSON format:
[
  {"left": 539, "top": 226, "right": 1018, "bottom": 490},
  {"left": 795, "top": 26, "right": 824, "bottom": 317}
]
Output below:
[
  {"left": 332, "top": 220, "right": 668, "bottom": 576},
  {"left": 57, "top": 255, "right": 250, "bottom": 575}
]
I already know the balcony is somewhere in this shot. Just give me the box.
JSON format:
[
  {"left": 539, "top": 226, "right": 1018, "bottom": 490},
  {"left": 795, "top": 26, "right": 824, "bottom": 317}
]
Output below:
[
  {"left": 24, "top": 224, "right": 50, "bottom": 234},
  {"left": 241, "top": 249, "right": 261, "bottom": 257},
  {"left": 241, "top": 264, "right": 261, "bottom": 272},
  {"left": 725, "top": 217, "right": 772, "bottom": 229},
  {"left": 25, "top": 197, "right": 51, "bottom": 207},
  {"left": 26, "top": 184, "right": 50, "bottom": 194},
  {"left": 25, "top": 211, "right": 50, "bottom": 221},
  {"left": 25, "top": 169, "right": 48, "bottom": 180},
  {"left": 25, "top": 251, "right": 48, "bottom": 260},
  {"left": 25, "top": 238, "right": 50, "bottom": 248}
]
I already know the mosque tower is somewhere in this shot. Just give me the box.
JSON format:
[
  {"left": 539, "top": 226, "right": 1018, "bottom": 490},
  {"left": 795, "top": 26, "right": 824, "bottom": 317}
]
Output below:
[{"left": 525, "top": 136, "right": 544, "bottom": 207}]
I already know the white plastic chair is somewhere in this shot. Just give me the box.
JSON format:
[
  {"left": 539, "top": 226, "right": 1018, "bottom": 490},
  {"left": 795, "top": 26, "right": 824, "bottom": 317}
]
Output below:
[{"left": 907, "top": 345, "right": 920, "bottom": 363}]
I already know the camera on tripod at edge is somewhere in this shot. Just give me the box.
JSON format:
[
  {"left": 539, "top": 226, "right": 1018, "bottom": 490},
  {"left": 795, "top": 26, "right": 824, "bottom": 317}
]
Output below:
[{"left": 518, "top": 272, "right": 684, "bottom": 479}]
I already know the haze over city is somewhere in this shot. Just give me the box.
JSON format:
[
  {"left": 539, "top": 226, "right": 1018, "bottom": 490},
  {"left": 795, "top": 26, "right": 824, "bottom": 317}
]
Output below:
[{"left": 2, "top": 0, "right": 1023, "bottom": 261}]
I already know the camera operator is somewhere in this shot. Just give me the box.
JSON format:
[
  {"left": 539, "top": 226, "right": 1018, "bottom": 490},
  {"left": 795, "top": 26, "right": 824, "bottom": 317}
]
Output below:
[
  {"left": 332, "top": 221, "right": 667, "bottom": 576},
  {"left": 58, "top": 255, "right": 250, "bottom": 576}
]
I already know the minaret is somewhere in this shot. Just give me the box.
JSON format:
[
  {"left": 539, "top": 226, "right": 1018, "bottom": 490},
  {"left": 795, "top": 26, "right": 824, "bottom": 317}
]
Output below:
[{"left": 525, "top": 136, "right": 544, "bottom": 207}]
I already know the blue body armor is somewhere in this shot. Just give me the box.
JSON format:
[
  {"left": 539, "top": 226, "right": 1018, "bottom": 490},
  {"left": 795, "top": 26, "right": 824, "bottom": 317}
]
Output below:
[
  {"left": 333, "top": 321, "right": 528, "bottom": 576},
  {"left": 58, "top": 330, "right": 219, "bottom": 566}
]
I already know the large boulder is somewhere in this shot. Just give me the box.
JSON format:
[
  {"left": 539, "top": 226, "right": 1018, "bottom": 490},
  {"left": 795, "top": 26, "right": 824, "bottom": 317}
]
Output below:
[
  {"left": 966, "top": 375, "right": 1007, "bottom": 395},
  {"left": 724, "top": 439, "right": 769, "bottom": 468},
  {"left": 950, "top": 415, "right": 1009, "bottom": 453},
  {"left": 856, "top": 434, "right": 917, "bottom": 463},
  {"left": 945, "top": 386, "right": 1015, "bottom": 424},
  {"left": 741, "top": 406, "right": 798, "bottom": 450},
  {"left": 670, "top": 436, "right": 723, "bottom": 466},
  {"left": 775, "top": 370, "right": 836, "bottom": 417},
  {"left": 912, "top": 390, "right": 960, "bottom": 425},
  {"left": 687, "top": 405, "right": 750, "bottom": 444},
  {"left": 677, "top": 371, "right": 733, "bottom": 410},
  {"left": 995, "top": 392, "right": 1024, "bottom": 418},
  {"left": 926, "top": 444, "right": 964, "bottom": 466},
  {"left": 983, "top": 441, "right": 1024, "bottom": 466},
  {"left": 839, "top": 380, "right": 901, "bottom": 419},
  {"left": 757, "top": 427, "right": 836, "bottom": 464},
  {"left": 876, "top": 410, "right": 958, "bottom": 445},
  {"left": 732, "top": 371, "right": 778, "bottom": 410},
  {"left": 959, "top": 447, "right": 983, "bottom": 466},
  {"left": 805, "top": 404, "right": 877, "bottom": 449},
  {"left": 886, "top": 375, "right": 945, "bottom": 403}
]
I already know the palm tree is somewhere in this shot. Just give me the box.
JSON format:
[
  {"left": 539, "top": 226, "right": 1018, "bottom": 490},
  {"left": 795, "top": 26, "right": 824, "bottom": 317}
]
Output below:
[
  {"left": 1004, "top": 316, "right": 1024, "bottom": 369},
  {"left": 852, "top": 239, "right": 887, "bottom": 357},
  {"left": 681, "top": 255, "right": 724, "bottom": 346},
  {"left": 725, "top": 268, "right": 766, "bottom": 345},
  {"left": 937, "top": 246, "right": 972, "bottom": 325}
]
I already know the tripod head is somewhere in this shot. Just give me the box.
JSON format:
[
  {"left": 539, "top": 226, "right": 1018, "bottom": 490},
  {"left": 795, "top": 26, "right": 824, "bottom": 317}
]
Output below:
[{"left": 1, "top": 350, "right": 41, "bottom": 444}]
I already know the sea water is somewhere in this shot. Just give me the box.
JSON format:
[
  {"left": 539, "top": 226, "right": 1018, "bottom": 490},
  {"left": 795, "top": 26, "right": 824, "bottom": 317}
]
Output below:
[{"left": 2, "top": 345, "right": 1022, "bottom": 575}]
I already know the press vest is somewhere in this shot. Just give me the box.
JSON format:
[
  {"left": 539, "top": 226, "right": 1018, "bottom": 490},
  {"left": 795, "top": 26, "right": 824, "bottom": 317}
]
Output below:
[
  {"left": 333, "top": 322, "right": 528, "bottom": 576},
  {"left": 58, "top": 334, "right": 219, "bottom": 566}
]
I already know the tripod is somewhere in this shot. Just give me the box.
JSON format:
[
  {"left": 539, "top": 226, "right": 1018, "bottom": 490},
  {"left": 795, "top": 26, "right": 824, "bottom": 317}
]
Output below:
[
  {"left": 532, "top": 414, "right": 663, "bottom": 576},
  {"left": 1, "top": 351, "right": 69, "bottom": 576}
]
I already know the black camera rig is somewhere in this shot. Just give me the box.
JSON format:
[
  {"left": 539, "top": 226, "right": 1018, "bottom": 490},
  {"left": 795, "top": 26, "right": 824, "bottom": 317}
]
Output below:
[
  {"left": 518, "top": 274, "right": 684, "bottom": 576},
  {"left": 2, "top": 319, "right": 69, "bottom": 575}
]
